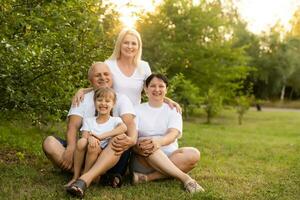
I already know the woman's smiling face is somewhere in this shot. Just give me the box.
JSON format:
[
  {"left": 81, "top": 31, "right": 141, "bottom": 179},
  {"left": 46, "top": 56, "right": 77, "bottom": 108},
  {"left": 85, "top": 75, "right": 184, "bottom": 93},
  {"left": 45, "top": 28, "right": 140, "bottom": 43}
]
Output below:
[
  {"left": 145, "top": 77, "right": 167, "bottom": 101},
  {"left": 120, "top": 34, "right": 139, "bottom": 59}
]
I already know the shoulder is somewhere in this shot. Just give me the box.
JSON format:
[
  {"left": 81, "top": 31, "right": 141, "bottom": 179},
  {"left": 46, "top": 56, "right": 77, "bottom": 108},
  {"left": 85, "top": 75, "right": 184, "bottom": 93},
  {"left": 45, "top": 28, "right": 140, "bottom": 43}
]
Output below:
[
  {"left": 116, "top": 93, "right": 131, "bottom": 104},
  {"left": 104, "top": 59, "right": 115, "bottom": 65},
  {"left": 134, "top": 103, "right": 147, "bottom": 112},
  {"left": 104, "top": 59, "right": 116, "bottom": 69},
  {"left": 110, "top": 116, "right": 122, "bottom": 121},
  {"left": 135, "top": 102, "right": 147, "bottom": 109},
  {"left": 139, "top": 60, "right": 150, "bottom": 69},
  {"left": 83, "top": 116, "right": 95, "bottom": 123},
  {"left": 163, "top": 103, "right": 181, "bottom": 116}
]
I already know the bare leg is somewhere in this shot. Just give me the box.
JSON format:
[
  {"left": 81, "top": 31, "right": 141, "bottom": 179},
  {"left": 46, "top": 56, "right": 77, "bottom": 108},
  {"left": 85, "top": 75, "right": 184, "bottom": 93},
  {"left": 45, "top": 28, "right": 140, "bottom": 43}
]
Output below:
[
  {"left": 147, "top": 147, "right": 200, "bottom": 181},
  {"left": 42, "top": 136, "right": 66, "bottom": 168},
  {"left": 144, "top": 149, "right": 192, "bottom": 184},
  {"left": 66, "top": 138, "right": 87, "bottom": 186},
  {"left": 79, "top": 143, "right": 121, "bottom": 187},
  {"left": 83, "top": 144, "right": 101, "bottom": 174}
]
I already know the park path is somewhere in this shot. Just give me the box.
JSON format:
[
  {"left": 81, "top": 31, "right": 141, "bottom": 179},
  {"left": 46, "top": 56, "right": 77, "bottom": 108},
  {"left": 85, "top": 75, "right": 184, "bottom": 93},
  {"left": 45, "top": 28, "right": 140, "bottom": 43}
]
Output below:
[{"left": 250, "top": 107, "right": 300, "bottom": 112}]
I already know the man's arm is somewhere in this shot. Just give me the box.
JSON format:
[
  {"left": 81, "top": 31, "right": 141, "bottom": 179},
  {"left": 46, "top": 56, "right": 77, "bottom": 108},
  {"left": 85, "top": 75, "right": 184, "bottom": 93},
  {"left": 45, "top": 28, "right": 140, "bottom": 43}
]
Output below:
[
  {"left": 110, "top": 114, "right": 137, "bottom": 155},
  {"left": 59, "top": 115, "right": 82, "bottom": 170}
]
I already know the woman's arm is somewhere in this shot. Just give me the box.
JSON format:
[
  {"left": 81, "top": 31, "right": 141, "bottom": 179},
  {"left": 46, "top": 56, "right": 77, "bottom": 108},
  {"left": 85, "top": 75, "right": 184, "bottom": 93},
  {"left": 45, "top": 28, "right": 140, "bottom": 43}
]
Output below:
[
  {"left": 72, "top": 87, "right": 93, "bottom": 107},
  {"left": 163, "top": 97, "right": 182, "bottom": 113},
  {"left": 92, "top": 123, "right": 127, "bottom": 141}
]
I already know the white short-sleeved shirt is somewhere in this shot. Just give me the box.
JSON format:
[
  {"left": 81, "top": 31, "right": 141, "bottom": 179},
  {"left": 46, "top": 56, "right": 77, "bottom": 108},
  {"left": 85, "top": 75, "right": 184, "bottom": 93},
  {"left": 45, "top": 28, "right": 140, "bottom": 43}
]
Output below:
[
  {"left": 81, "top": 116, "right": 122, "bottom": 148},
  {"left": 105, "top": 59, "right": 152, "bottom": 106},
  {"left": 135, "top": 103, "right": 182, "bottom": 156},
  {"left": 68, "top": 91, "right": 135, "bottom": 119}
]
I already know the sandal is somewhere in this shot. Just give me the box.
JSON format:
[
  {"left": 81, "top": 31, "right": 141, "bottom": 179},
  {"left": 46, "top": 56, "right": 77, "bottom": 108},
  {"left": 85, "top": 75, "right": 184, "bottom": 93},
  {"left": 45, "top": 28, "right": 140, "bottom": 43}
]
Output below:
[
  {"left": 132, "top": 172, "right": 148, "bottom": 185},
  {"left": 66, "top": 179, "right": 87, "bottom": 198},
  {"left": 184, "top": 179, "right": 205, "bottom": 193},
  {"left": 110, "top": 173, "right": 123, "bottom": 188}
]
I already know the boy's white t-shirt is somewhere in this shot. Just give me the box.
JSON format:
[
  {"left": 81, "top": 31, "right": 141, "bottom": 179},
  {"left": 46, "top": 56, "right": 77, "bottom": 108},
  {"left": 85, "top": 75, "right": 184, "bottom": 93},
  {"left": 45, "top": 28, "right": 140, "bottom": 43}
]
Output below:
[
  {"left": 80, "top": 116, "right": 122, "bottom": 148},
  {"left": 105, "top": 59, "right": 152, "bottom": 106},
  {"left": 135, "top": 103, "right": 182, "bottom": 156},
  {"left": 68, "top": 91, "right": 135, "bottom": 119}
]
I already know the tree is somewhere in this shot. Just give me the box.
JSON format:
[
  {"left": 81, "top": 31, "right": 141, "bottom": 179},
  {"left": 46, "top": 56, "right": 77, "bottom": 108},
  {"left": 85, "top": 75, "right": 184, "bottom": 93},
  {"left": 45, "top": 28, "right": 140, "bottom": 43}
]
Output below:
[
  {"left": 0, "top": 0, "right": 120, "bottom": 122},
  {"left": 137, "top": 0, "right": 250, "bottom": 104}
]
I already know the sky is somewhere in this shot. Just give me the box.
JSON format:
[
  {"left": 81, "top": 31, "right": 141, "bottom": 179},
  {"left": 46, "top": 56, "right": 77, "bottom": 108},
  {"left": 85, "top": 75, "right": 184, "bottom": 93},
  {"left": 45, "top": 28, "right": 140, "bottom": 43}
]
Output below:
[
  {"left": 233, "top": 0, "right": 300, "bottom": 34},
  {"left": 107, "top": 0, "right": 300, "bottom": 34}
]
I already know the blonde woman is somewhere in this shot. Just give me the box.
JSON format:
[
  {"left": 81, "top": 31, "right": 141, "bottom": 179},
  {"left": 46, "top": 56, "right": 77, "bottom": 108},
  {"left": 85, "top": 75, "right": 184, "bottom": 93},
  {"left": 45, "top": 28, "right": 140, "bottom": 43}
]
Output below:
[{"left": 73, "top": 28, "right": 181, "bottom": 109}]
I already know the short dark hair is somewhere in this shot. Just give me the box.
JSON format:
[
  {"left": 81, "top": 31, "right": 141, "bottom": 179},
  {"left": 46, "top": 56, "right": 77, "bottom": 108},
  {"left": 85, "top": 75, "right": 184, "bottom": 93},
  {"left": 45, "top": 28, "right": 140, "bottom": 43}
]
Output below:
[{"left": 145, "top": 74, "right": 169, "bottom": 88}]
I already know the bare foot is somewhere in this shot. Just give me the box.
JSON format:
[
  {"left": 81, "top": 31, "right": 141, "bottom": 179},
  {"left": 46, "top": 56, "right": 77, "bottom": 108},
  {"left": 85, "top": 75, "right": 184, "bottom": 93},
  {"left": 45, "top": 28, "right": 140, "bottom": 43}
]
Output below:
[{"left": 64, "top": 178, "right": 77, "bottom": 188}]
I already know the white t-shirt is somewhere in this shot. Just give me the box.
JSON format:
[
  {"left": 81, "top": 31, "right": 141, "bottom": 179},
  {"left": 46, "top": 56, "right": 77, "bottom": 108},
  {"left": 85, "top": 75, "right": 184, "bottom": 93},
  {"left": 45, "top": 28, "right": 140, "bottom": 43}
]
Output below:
[
  {"left": 68, "top": 91, "right": 135, "bottom": 119},
  {"left": 81, "top": 116, "right": 122, "bottom": 148},
  {"left": 105, "top": 59, "right": 152, "bottom": 106},
  {"left": 135, "top": 103, "right": 182, "bottom": 156}
]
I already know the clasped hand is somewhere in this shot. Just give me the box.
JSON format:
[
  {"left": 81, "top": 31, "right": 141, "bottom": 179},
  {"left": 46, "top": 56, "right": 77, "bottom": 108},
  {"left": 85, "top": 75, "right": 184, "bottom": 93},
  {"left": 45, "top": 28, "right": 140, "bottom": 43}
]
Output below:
[
  {"left": 111, "top": 133, "right": 134, "bottom": 155},
  {"left": 136, "top": 138, "right": 161, "bottom": 157}
]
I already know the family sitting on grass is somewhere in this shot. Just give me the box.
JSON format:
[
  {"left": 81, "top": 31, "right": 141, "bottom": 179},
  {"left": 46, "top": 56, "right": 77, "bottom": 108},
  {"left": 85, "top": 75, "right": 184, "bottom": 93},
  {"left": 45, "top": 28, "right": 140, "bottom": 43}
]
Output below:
[{"left": 42, "top": 28, "right": 204, "bottom": 198}]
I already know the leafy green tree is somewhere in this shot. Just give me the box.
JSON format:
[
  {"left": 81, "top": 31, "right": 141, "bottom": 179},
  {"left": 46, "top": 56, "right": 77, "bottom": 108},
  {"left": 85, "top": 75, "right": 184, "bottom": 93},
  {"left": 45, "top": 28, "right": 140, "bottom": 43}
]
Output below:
[
  {"left": 168, "top": 73, "right": 202, "bottom": 118},
  {"left": 235, "top": 95, "right": 251, "bottom": 125},
  {"left": 202, "top": 88, "right": 223, "bottom": 124},
  {"left": 137, "top": 0, "right": 250, "bottom": 105},
  {"left": 0, "top": 0, "right": 119, "bottom": 122}
]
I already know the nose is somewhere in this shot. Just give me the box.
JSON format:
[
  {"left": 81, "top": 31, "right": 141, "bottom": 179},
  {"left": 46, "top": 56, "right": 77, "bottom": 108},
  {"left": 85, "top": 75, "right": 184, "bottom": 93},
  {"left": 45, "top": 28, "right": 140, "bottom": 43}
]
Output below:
[
  {"left": 99, "top": 74, "right": 104, "bottom": 80},
  {"left": 128, "top": 42, "right": 133, "bottom": 49}
]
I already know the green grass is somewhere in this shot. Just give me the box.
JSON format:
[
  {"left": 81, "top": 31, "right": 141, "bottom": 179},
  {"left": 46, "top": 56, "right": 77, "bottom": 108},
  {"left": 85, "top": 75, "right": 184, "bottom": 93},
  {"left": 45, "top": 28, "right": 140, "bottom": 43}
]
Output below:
[{"left": 0, "top": 109, "right": 299, "bottom": 199}]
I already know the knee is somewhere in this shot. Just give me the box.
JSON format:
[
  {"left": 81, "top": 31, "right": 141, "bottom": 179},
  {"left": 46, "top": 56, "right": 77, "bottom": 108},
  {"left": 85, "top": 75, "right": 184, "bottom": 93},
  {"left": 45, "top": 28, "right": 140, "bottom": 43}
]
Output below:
[
  {"left": 187, "top": 148, "right": 200, "bottom": 166},
  {"left": 87, "top": 143, "right": 99, "bottom": 154},
  {"left": 42, "top": 136, "right": 57, "bottom": 155},
  {"left": 76, "top": 138, "right": 87, "bottom": 151}
]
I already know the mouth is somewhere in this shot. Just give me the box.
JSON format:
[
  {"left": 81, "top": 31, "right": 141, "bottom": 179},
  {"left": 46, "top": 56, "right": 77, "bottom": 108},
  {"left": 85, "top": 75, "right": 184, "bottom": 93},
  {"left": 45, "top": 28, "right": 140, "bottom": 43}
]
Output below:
[
  {"left": 99, "top": 106, "right": 108, "bottom": 111},
  {"left": 152, "top": 93, "right": 162, "bottom": 96}
]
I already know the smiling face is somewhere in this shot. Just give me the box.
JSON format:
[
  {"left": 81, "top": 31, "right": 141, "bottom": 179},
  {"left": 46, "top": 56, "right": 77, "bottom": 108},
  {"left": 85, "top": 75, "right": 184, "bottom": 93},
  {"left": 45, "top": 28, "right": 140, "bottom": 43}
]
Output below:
[
  {"left": 95, "top": 95, "right": 114, "bottom": 116},
  {"left": 94, "top": 88, "right": 116, "bottom": 116},
  {"left": 145, "top": 77, "right": 167, "bottom": 103},
  {"left": 120, "top": 33, "right": 139, "bottom": 59},
  {"left": 89, "top": 63, "right": 113, "bottom": 89}
]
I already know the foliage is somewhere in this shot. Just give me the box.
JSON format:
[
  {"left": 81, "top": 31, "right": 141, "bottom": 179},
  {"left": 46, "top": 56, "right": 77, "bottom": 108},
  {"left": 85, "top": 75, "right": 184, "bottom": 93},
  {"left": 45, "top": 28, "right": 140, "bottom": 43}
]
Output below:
[
  {"left": 235, "top": 95, "right": 251, "bottom": 125},
  {"left": 202, "top": 88, "right": 223, "bottom": 123},
  {"left": 0, "top": 0, "right": 119, "bottom": 123},
  {"left": 168, "top": 73, "right": 202, "bottom": 118},
  {"left": 137, "top": 0, "right": 251, "bottom": 102}
]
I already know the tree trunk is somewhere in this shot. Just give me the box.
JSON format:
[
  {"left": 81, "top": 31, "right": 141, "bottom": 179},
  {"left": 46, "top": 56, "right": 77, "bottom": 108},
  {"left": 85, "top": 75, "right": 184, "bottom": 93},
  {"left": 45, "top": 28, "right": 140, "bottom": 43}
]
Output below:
[{"left": 280, "top": 85, "right": 285, "bottom": 101}]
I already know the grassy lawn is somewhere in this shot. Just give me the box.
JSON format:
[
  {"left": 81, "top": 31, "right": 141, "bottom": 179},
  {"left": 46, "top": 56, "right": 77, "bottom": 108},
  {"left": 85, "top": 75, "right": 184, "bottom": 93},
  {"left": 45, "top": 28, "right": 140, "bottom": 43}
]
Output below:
[{"left": 0, "top": 109, "right": 299, "bottom": 200}]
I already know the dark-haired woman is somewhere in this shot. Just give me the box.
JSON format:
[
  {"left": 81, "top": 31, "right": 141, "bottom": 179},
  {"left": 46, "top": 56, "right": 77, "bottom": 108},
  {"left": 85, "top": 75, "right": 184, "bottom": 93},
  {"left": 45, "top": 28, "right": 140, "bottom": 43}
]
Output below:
[{"left": 132, "top": 74, "right": 205, "bottom": 193}]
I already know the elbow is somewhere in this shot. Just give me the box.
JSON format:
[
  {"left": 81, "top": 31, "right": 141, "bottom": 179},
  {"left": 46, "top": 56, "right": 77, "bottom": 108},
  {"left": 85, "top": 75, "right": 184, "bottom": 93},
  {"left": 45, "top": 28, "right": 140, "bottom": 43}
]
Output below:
[{"left": 123, "top": 124, "right": 128, "bottom": 133}]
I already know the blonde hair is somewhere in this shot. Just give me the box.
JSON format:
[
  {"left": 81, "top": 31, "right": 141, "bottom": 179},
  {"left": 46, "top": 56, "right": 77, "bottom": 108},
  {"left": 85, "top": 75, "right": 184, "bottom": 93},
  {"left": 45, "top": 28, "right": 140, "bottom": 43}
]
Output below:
[{"left": 109, "top": 28, "right": 142, "bottom": 67}]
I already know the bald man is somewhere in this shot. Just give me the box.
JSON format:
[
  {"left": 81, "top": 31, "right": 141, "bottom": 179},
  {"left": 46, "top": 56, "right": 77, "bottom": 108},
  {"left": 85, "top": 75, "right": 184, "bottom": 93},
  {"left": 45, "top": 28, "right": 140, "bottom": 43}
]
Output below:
[{"left": 42, "top": 62, "right": 136, "bottom": 187}]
